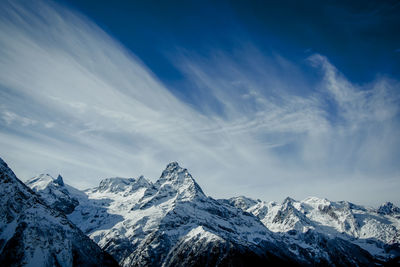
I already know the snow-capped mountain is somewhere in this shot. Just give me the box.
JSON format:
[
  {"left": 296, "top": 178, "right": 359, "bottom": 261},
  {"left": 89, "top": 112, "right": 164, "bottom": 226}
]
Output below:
[
  {"left": 0, "top": 157, "right": 118, "bottom": 267},
  {"left": 25, "top": 161, "right": 398, "bottom": 266},
  {"left": 227, "top": 195, "right": 400, "bottom": 262},
  {"left": 26, "top": 174, "right": 79, "bottom": 214}
]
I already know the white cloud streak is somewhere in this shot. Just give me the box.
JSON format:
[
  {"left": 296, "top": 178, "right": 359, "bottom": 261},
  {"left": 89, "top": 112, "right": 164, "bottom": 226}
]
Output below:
[{"left": 0, "top": 0, "right": 399, "bottom": 206}]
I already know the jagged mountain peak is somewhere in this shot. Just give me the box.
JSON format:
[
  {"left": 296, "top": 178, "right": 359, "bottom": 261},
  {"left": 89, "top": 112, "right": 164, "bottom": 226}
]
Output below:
[
  {"left": 155, "top": 162, "right": 205, "bottom": 200},
  {"left": 282, "top": 196, "right": 296, "bottom": 206},
  {"left": 271, "top": 198, "right": 312, "bottom": 232},
  {"left": 26, "top": 173, "right": 79, "bottom": 214},
  {"left": 55, "top": 174, "right": 64, "bottom": 186},
  {"left": 159, "top": 161, "right": 189, "bottom": 181},
  {"left": 378, "top": 201, "right": 400, "bottom": 215},
  {"left": 26, "top": 173, "right": 64, "bottom": 191},
  {"left": 164, "top": 161, "right": 180, "bottom": 172}
]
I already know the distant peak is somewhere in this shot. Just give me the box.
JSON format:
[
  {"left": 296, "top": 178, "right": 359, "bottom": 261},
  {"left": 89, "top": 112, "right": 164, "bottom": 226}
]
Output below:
[
  {"left": 55, "top": 174, "right": 64, "bottom": 186},
  {"left": 378, "top": 202, "right": 400, "bottom": 215},
  {"left": 382, "top": 201, "right": 394, "bottom": 207}
]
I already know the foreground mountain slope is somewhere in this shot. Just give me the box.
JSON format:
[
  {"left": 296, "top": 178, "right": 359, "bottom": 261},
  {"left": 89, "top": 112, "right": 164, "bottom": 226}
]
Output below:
[
  {"left": 0, "top": 158, "right": 119, "bottom": 267},
  {"left": 27, "top": 162, "right": 386, "bottom": 266}
]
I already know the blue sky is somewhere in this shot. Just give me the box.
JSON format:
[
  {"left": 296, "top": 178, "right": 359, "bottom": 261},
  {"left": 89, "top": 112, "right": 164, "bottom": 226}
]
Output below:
[
  {"left": 62, "top": 0, "right": 400, "bottom": 83},
  {"left": 0, "top": 0, "right": 399, "bottom": 206}
]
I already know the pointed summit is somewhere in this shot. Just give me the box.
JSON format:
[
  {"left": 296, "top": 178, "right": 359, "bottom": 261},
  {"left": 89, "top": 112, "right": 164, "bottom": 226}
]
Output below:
[
  {"left": 55, "top": 174, "right": 64, "bottom": 186},
  {"left": 159, "top": 162, "right": 195, "bottom": 182},
  {"left": 151, "top": 162, "right": 205, "bottom": 201},
  {"left": 159, "top": 162, "right": 192, "bottom": 183},
  {"left": 160, "top": 161, "right": 182, "bottom": 179},
  {"left": 283, "top": 197, "right": 296, "bottom": 205}
]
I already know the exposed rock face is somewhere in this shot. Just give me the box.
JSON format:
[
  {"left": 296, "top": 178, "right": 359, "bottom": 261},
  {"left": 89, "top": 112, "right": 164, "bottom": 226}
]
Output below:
[{"left": 0, "top": 158, "right": 119, "bottom": 267}]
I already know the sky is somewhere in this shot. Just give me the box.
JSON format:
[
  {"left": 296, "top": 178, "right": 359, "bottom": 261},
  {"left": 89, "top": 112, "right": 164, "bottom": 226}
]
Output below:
[{"left": 0, "top": 0, "right": 399, "bottom": 206}]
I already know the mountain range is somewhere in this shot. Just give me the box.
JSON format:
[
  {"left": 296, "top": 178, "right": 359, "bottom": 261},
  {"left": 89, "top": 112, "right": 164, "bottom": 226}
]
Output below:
[{"left": 1, "top": 157, "right": 399, "bottom": 266}]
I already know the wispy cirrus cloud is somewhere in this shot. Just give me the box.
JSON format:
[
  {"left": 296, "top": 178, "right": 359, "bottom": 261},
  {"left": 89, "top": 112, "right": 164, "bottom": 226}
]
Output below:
[
  {"left": 172, "top": 47, "right": 400, "bottom": 202},
  {"left": 0, "top": 0, "right": 399, "bottom": 205}
]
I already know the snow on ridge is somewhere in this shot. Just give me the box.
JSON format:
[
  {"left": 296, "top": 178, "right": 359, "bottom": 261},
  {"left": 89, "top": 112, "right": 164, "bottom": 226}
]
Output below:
[
  {"left": 184, "top": 226, "right": 223, "bottom": 242},
  {"left": 26, "top": 174, "right": 58, "bottom": 191},
  {"left": 25, "top": 173, "right": 79, "bottom": 214}
]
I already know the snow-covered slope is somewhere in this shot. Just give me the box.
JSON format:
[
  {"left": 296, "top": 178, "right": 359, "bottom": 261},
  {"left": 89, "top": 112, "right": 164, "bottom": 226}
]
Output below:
[
  {"left": 26, "top": 174, "right": 79, "bottom": 214},
  {"left": 26, "top": 162, "right": 390, "bottom": 266},
  {"left": 227, "top": 195, "right": 400, "bottom": 262},
  {"left": 0, "top": 157, "right": 119, "bottom": 267}
]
